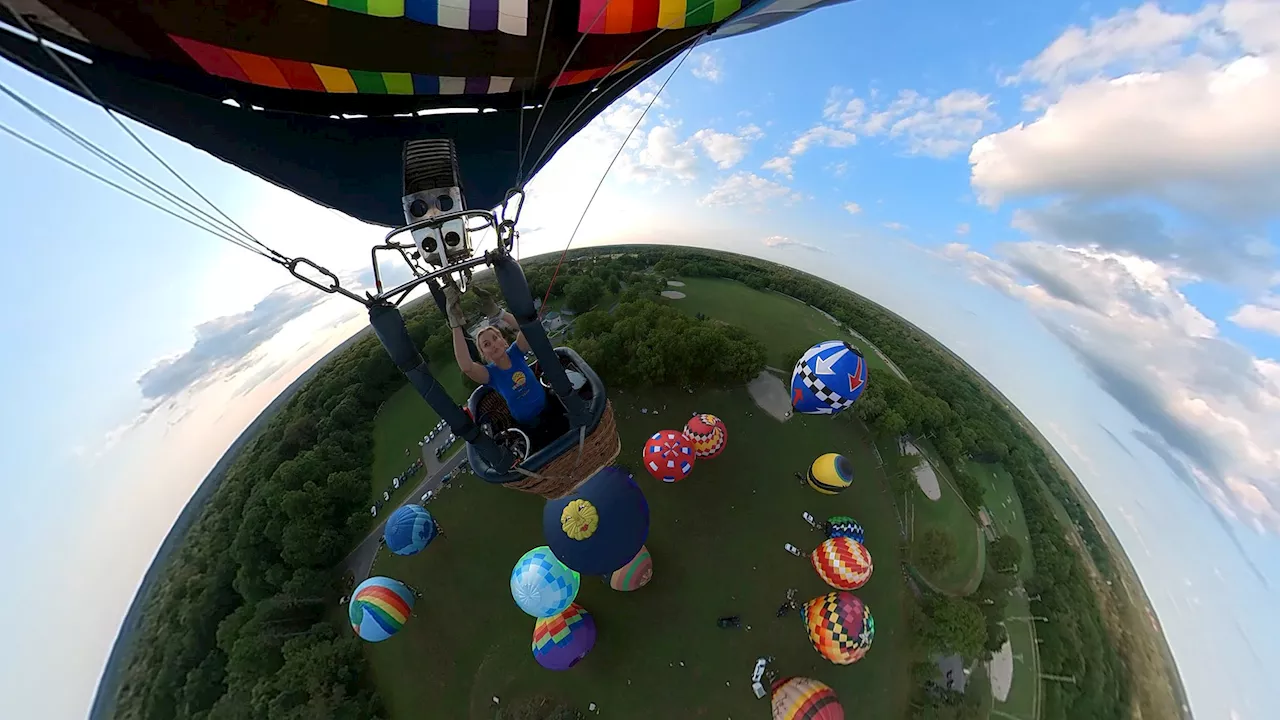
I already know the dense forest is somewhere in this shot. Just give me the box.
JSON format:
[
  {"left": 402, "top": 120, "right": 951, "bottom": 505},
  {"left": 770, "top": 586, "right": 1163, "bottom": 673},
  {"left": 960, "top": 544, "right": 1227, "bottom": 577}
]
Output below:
[{"left": 105, "top": 245, "right": 1128, "bottom": 720}]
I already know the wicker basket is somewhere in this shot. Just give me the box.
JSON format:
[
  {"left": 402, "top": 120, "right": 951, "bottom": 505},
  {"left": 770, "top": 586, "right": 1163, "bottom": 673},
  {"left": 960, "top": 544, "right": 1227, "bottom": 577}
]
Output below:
[{"left": 504, "top": 402, "right": 621, "bottom": 499}]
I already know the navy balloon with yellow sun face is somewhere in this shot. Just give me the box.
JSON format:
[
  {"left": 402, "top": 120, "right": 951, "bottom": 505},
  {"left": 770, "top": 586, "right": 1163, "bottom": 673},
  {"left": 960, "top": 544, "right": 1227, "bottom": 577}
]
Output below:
[{"left": 543, "top": 466, "right": 650, "bottom": 576}]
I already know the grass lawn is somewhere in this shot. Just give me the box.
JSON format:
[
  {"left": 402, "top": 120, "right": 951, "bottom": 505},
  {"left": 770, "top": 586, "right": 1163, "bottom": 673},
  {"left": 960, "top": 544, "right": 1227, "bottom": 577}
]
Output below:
[
  {"left": 367, "top": 360, "right": 470, "bottom": 512},
  {"left": 878, "top": 437, "right": 982, "bottom": 596},
  {"left": 360, "top": 385, "right": 910, "bottom": 719},
  {"left": 666, "top": 276, "right": 898, "bottom": 378}
]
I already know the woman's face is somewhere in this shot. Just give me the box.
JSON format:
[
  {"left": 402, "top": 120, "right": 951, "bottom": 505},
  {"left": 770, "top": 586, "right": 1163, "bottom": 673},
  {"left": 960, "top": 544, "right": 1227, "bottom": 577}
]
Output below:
[{"left": 478, "top": 328, "right": 508, "bottom": 364}]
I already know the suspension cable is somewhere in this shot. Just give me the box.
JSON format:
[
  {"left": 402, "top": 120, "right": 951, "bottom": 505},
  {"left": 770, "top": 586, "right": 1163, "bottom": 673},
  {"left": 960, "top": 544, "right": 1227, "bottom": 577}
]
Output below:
[
  {"left": 539, "top": 43, "right": 695, "bottom": 316},
  {"left": 517, "top": 0, "right": 555, "bottom": 187},
  {"left": 1, "top": 1, "right": 286, "bottom": 263},
  {"left": 0, "top": 120, "right": 278, "bottom": 258},
  {"left": 0, "top": 82, "right": 267, "bottom": 254}
]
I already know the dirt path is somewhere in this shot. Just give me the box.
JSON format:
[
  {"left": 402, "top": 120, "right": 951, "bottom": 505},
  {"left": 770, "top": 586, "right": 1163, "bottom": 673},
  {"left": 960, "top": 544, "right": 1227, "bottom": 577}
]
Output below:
[{"left": 746, "top": 370, "right": 791, "bottom": 422}]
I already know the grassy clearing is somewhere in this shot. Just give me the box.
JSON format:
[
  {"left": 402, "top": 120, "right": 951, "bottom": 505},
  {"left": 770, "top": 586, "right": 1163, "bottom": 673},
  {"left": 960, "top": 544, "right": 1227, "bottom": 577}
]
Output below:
[
  {"left": 368, "top": 366, "right": 469, "bottom": 512},
  {"left": 361, "top": 386, "right": 910, "bottom": 720},
  {"left": 667, "top": 276, "right": 898, "bottom": 377}
]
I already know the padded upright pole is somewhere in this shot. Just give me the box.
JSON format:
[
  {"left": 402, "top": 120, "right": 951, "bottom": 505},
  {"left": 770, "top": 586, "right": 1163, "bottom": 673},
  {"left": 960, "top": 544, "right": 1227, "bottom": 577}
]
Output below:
[
  {"left": 491, "top": 253, "right": 590, "bottom": 427},
  {"left": 368, "top": 301, "right": 513, "bottom": 470}
]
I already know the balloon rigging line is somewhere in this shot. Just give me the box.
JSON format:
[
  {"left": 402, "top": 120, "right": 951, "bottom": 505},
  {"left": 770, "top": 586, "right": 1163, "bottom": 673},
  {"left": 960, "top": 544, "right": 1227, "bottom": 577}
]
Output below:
[
  {"left": 539, "top": 42, "right": 696, "bottom": 316},
  {"left": 1, "top": 1, "right": 284, "bottom": 263},
  {"left": 528, "top": 1, "right": 716, "bottom": 178},
  {"left": 0, "top": 81, "right": 269, "bottom": 256},
  {"left": 517, "top": 0, "right": 555, "bottom": 187},
  {"left": 0, "top": 120, "right": 271, "bottom": 254},
  {"left": 519, "top": 0, "right": 615, "bottom": 183}
]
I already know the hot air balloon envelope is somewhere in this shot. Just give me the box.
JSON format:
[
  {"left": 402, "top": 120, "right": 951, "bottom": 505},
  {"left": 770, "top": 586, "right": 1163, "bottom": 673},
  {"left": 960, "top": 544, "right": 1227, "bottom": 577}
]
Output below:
[
  {"left": 771, "top": 676, "right": 845, "bottom": 720},
  {"left": 383, "top": 503, "right": 438, "bottom": 555},
  {"left": 791, "top": 341, "right": 868, "bottom": 415},
  {"left": 807, "top": 453, "right": 854, "bottom": 495},
  {"left": 801, "top": 592, "right": 875, "bottom": 665},
  {"left": 682, "top": 413, "right": 728, "bottom": 459},
  {"left": 349, "top": 576, "right": 415, "bottom": 642},
  {"left": 826, "top": 515, "right": 864, "bottom": 543},
  {"left": 609, "top": 545, "right": 653, "bottom": 591},
  {"left": 511, "top": 546, "right": 581, "bottom": 618},
  {"left": 810, "top": 536, "right": 874, "bottom": 590},
  {"left": 532, "top": 602, "right": 597, "bottom": 671},
  {"left": 642, "top": 430, "right": 696, "bottom": 482},
  {"left": 544, "top": 466, "right": 649, "bottom": 575}
]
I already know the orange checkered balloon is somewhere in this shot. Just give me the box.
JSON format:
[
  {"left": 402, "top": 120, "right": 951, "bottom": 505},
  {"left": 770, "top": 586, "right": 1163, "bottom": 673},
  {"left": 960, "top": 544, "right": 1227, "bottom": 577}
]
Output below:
[
  {"left": 801, "top": 591, "right": 875, "bottom": 665},
  {"left": 809, "top": 536, "right": 873, "bottom": 591},
  {"left": 682, "top": 413, "right": 728, "bottom": 459}
]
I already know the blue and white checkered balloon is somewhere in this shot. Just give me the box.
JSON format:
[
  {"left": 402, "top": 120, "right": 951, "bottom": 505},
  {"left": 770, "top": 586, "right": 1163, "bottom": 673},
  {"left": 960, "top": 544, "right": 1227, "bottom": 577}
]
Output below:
[{"left": 511, "top": 546, "right": 581, "bottom": 618}]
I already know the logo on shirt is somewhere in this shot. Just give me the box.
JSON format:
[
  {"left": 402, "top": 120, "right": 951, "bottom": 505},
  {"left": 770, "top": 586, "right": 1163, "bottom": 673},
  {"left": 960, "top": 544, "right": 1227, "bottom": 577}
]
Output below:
[{"left": 511, "top": 371, "right": 527, "bottom": 390}]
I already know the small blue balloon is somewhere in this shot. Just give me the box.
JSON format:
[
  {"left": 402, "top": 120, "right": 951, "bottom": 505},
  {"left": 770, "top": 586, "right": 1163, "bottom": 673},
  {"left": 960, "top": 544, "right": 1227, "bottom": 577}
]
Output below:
[
  {"left": 511, "top": 546, "right": 581, "bottom": 618},
  {"left": 384, "top": 504, "right": 438, "bottom": 556}
]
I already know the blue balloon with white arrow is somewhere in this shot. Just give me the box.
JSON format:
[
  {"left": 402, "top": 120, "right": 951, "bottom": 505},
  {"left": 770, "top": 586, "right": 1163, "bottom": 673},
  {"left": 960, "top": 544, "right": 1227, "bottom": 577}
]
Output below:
[{"left": 790, "top": 340, "right": 869, "bottom": 416}]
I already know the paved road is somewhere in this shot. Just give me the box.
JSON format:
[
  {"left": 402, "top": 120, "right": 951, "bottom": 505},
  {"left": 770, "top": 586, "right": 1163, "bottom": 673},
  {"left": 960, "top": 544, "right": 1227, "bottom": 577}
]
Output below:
[{"left": 343, "top": 444, "right": 467, "bottom": 584}]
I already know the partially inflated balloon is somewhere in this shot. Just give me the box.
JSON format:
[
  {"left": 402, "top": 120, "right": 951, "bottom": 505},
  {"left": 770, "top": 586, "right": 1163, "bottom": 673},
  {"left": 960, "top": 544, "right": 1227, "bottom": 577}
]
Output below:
[
  {"left": 807, "top": 453, "right": 853, "bottom": 495},
  {"left": 608, "top": 545, "right": 653, "bottom": 591},
  {"left": 511, "top": 546, "right": 580, "bottom": 618},
  {"left": 532, "top": 603, "right": 597, "bottom": 671},
  {"left": 771, "top": 676, "right": 845, "bottom": 720},
  {"left": 826, "top": 515, "right": 864, "bottom": 543},
  {"left": 801, "top": 592, "right": 875, "bottom": 665},
  {"left": 349, "top": 576, "right": 415, "bottom": 642},
  {"left": 810, "top": 536, "right": 873, "bottom": 590},
  {"left": 791, "top": 341, "right": 868, "bottom": 415},
  {"left": 383, "top": 504, "right": 438, "bottom": 555}
]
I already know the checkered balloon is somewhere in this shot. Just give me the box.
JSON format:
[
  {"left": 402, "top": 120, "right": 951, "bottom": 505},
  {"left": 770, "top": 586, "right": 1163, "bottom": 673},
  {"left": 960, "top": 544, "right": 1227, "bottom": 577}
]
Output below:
[
  {"left": 810, "top": 536, "right": 874, "bottom": 590},
  {"left": 511, "top": 546, "right": 580, "bottom": 618},
  {"left": 791, "top": 340, "right": 868, "bottom": 416},
  {"left": 826, "top": 515, "right": 864, "bottom": 543},
  {"left": 682, "top": 413, "right": 728, "bottom": 459},
  {"left": 801, "top": 591, "right": 875, "bottom": 665},
  {"left": 642, "top": 430, "right": 696, "bottom": 482}
]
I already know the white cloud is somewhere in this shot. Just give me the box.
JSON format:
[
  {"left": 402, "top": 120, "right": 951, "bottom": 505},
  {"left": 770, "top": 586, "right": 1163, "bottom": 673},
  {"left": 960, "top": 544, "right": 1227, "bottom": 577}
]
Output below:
[
  {"left": 944, "top": 240, "right": 1280, "bottom": 535},
  {"left": 762, "top": 235, "right": 825, "bottom": 252},
  {"left": 821, "top": 87, "right": 997, "bottom": 158},
  {"left": 691, "top": 52, "right": 722, "bottom": 82},
  {"left": 883, "top": 221, "right": 906, "bottom": 230},
  {"left": 635, "top": 125, "right": 699, "bottom": 181},
  {"left": 956, "top": 222, "right": 971, "bottom": 236},
  {"left": 789, "top": 125, "right": 858, "bottom": 156},
  {"left": 843, "top": 201, "right": 862, "bottom": 215},
  {"left": 973, "top": 0, "right": 1280, "bottom": 221},
  {"left": 699, "top": 172, "right": 802, "bottom": 208},
  {"left": 689, "top": 125, "right": 764, "bottom": 169},
  {"left": 762, "top": 155, "right": 794, "bottom": 179},
  {"left": 1230, "top": 295, "right": 1280, "bottom": 335}
]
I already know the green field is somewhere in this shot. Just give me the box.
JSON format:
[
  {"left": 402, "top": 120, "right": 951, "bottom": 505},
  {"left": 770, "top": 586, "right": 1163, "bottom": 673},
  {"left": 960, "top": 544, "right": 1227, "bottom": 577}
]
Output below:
[
  {"left": 368, "top": 366, "right": 469, "bottom": 512},
  {"left": 668, "top": 276, "right": 898, "bottom": 377},
  {"left": 970, "top": 461, "right": 1040, "bottom": 720}
]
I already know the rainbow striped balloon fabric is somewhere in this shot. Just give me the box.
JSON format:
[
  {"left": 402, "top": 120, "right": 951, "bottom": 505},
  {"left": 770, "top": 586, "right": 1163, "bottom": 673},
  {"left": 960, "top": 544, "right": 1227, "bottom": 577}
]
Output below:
[
  {"left": 770, "top": 676, "right": 845, "bottom": 720},
  {"left": 531, "top": 603, "right": 597, "bottom": 671},
  {"left": 608, "top": 545, "right": 654, "bottom": 591},
  {"left": 349, "top": 576, "right": 415, "bottom": 642}
]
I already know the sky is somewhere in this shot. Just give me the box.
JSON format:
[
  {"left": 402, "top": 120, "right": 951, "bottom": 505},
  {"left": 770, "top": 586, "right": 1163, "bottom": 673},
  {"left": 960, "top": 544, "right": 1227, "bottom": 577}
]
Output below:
[{"left": 1, "top": 1, "right": 1278, "bottom": 718}]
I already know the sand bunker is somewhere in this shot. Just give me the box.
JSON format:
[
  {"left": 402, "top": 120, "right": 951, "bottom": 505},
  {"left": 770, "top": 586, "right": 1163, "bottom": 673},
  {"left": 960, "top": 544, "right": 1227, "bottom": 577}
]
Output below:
[
  {"left": 660, "top": 290, "right": 686, "bottom": 299},
  {"left": 900, "top": 440, "right": 942, "bottom": 501},
  {"left": 988, "top": 638, "right": 1013, "bottom": 702},
  {"left": 666, "top": 280, "right": 686, "bottom": 287},
  {"left": 747, "top": 371, "right": 791, "bottom": 422}
]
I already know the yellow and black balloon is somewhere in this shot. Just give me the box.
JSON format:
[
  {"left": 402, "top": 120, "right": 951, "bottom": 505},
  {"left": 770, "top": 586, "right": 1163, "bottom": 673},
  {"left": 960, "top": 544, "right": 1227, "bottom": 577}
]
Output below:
[{"left": 807, "top": 453, "right": 853, "bottom": 495}]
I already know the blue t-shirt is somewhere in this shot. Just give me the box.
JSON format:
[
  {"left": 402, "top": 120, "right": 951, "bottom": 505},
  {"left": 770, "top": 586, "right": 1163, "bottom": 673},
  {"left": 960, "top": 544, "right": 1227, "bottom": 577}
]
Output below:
[{"left": 486, "top": 345, "right": 546, "bottom": 425}]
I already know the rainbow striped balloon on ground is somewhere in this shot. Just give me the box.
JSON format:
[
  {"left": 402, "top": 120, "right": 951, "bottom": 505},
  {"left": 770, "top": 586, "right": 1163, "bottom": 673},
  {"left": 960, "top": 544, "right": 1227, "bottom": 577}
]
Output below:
[
  {"left": 771, "top": 676, "right": 845, "bottom": 720},
  {"left": 349, "top": 576, "right": 415, "bottom": 643},
  {"left": 682, "top": 413, "right": 728, "bottom": 459},
  {"left": 807, "top": 453, "right": 853, "bottom": 495},
  {"left": 642, "top": 430, "right": 696, "bottom": 482},
  {"left": 511, "top": 546, "right": 580, "bottom": 618},
  {"left": 608, "top": 545, "right": 653, "bottom": 591},
  {"left": 532, "top": 603, "right": 597, "bottom": 671},
  {"left": 791, "top": 340, "right": 868, "bottom": 415},
  {"left": 383, "top": 503, "right": 438, "bottom": 555},
  {"left": 826, "top": 515, "right": 864, "bottom": 543},
  {"left": 801, "top": 591, "right": 875, "bottom": 665},
  {"left": 810, "top": 536, "right": 873, "bottom": 590}
]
